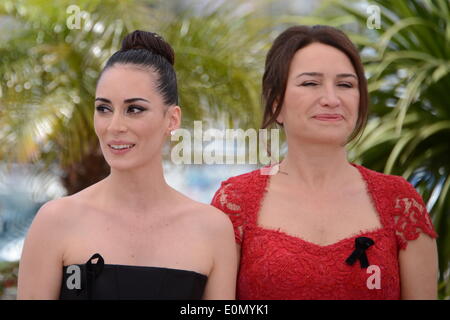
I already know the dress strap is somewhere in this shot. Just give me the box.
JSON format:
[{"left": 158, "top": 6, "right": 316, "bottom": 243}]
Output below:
[{"left": 247, "top": 166, "right": 272, "bottom": 227}]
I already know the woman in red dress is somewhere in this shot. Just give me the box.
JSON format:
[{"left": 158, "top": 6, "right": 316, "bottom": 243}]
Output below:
[{"left": 211, "top": 25, "right": 438, "bottom": 300}]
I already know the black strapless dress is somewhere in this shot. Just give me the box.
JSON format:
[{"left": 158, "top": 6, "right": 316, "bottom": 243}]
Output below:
[{"left": 59, "top": 254, "right": 208, "bottom": 300}]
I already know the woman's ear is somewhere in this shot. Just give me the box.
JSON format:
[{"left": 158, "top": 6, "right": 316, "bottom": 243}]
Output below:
[
  {"left": 166, "top": 105, "right": 181, "bottom": 136},
  {"left": 273, "top": 100, "right": 283, "bottom": 125},
  {"left": 275, "top": 113, "right": 283, "bottom": 125}
]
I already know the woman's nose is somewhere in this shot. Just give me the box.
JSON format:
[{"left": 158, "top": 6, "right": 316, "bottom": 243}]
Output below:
[
  {"left": 108, "top": 113, "right": 128, "bottom": 133},
  {"left": 319, "top": 85, "right": 340, "bottom": 108}
]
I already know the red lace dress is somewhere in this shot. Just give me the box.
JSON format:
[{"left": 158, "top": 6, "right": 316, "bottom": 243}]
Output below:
[{"left": 211, "top": 164, "right": 438, "bottom": 300}]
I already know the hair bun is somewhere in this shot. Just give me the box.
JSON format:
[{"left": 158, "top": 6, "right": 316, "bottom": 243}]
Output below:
[{"left": 121, "top": 30, "right": 175, "bottom": 65}]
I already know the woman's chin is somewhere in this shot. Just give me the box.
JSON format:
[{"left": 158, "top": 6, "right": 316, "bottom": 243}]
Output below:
[
  {"left": 105, "top": 159, "right": 140, "bottom": 172},
  {"left": 300, "top": 134, "right": 349, "bottom": 147}
]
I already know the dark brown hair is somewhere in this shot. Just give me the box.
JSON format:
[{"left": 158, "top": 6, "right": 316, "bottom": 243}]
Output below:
[
  {"left": 100, "top": 30, "right": 178, "bottom": 105},
  {"left": 261, "top": 25, "right": 368, "bottom": 144}
]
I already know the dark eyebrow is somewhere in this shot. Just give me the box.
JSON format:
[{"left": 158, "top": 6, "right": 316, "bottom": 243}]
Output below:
[
  {"left": 336, "top": 73, "right": 358, "bottom": 80},
  {"left": 296, "top": 72, "right": 358, "bottom": 80},
  {"left": 95, "top": 97, "right": 150, "bottom": 104},
  {"left": 124, "top": 98, "right": 150, "bottom": 103},
  {"left": 95, "top": 97, "right": 112, "bottom": 103},
  {"left": 296, "top": 72, "right": 323, "bottom": 78}
]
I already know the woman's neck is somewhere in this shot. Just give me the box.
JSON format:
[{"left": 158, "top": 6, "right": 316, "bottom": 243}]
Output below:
[
  {"left": 279, "top": 142, "right": 354, "bottom": 191},
  {"left": 97, "top": 159, "right": 173, "bottom": 215}
]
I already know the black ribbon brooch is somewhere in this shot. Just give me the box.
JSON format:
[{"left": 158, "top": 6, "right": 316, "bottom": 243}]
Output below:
[
  {"left": 345, "top": 237, "right": 375, "bottom": 269},
  {"left": 85, "top": 253, "right": 105, "bottom": 299}
]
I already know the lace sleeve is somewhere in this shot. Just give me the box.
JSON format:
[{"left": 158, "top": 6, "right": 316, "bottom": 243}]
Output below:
[
  {"left": 211, "top": 180, "right": 244, "bottom": 245},
  {"left": 393, "top": 178, "right": 438, "bottom": 250}
]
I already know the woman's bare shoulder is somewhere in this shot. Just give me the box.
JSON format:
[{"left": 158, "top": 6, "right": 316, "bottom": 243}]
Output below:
[
  {"left": 173, "top": 191, "right": 235, "bottom": 238},
  {"left": 33, "top": 182, "right": 102, "bottom": 230}
]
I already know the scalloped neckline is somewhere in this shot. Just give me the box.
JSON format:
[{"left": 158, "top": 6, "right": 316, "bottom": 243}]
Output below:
[{"left": 253, "top": 163, "right": 387, "bottom": 249}]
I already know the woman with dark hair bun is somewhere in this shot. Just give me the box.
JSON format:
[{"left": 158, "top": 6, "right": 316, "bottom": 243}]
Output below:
[
  {"left": 212, "top": 25, "right": 438, "bottom": 300},
  {"left": 17, "top": 30, "right": 237, "bottom": 300}
]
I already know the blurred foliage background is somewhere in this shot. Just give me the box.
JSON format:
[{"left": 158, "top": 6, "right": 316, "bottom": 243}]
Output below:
[{"left": 0, "top": 0, "right": 448, "bottom": 299}]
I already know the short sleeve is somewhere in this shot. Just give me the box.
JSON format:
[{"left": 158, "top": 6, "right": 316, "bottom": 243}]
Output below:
[
  {"left": 211, "top": 180, "right": 244, "bottom": 245},
  {"left": 392, "top": 178, "right": 438, "bottom": 250}
]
